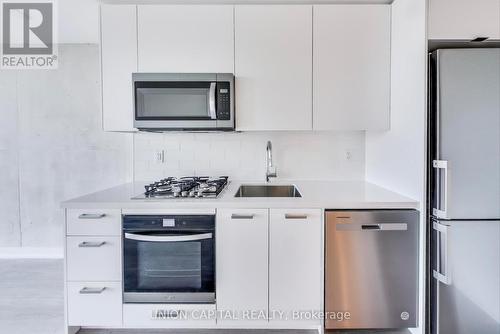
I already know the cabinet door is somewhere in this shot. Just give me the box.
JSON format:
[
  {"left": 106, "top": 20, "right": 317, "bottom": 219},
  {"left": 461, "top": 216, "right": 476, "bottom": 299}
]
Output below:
[
  {"left": 235, "top": 5, "right": 313, "bottom": 131},
  {"left": 216, "top": 209, "right": 268, "bottom": 326},
  {"left": 313, "top": 5, "right": 390, "bottom": 131},
  {"left": 100, "top": 4, "right": 137, "bottom": 132},
  {"left": 137, "top": 5, "right": 234, "bottom": 72},
  {"left": 429, "top": 0, "right": 500, "bottom": 40},
  {"left": 269, "top": 209, "right": 322, "bottom": 326}
]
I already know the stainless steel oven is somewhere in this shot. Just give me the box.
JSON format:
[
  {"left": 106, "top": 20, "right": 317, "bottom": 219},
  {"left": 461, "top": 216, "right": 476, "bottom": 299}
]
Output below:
[
  {"left": 133, "top": 73, "right": 234, "bottom": 131},
  {"left": 123, "top": 215, "right": 215, "bottom": 304}
]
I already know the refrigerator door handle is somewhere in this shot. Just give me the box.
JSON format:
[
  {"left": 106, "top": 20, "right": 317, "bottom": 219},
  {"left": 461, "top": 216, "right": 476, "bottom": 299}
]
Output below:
[
  {"left": 433, "top": 160, "right": 449, "bottom": 219},
  {"left": 433, "top": 221, "right": 451, "bottom": 285}
]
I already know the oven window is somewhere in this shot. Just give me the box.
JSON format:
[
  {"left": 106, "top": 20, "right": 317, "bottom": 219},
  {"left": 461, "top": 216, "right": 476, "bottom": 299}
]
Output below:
[
  {"left": 123, "top": 232, "right": 215, "bottom": 294},
  {"left": 137, "top": 241, "right": 202, "bottom": 290}
]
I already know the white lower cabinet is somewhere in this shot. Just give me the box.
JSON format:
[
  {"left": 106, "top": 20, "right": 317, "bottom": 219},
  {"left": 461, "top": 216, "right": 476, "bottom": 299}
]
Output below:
[
  {"left": 66, "top": 209, "right": 121, "bottom": 236},
  {"left": 123, "top": 304, "right": 216, "bottom": 328},
  {"left": 216, "top": 209, "right": 269, "bottom": 326},
  {"left": 269, "top": 209, "right": 323, "bottom": 327},
  {"left": 67, "top": 281, "right": 122, "bottom": 327},
  {"left": 66, "top": 236, "right": 121, "bottom": 281},
  {"left": 216, "top": 208, "right": 323, "bottom": 329}
]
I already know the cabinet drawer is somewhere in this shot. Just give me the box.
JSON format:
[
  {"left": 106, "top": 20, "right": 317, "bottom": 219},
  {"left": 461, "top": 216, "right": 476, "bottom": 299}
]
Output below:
[
  {"left": 67, "top": 209, "right": 121, "bottom": 235},
  {"left": 67, "top": 281, "right": 122, "bottom": 327},
  {"left": 123, "top": 304, "right": 216, "bottom": 328},
  {"left": 67, "top": 236, "right": 121, "bottom": 281}
]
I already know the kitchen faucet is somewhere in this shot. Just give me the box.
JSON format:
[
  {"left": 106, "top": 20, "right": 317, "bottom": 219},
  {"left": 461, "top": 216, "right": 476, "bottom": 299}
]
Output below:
[{"left": 266, "top": 140, "right": 277, "bottom": 182}]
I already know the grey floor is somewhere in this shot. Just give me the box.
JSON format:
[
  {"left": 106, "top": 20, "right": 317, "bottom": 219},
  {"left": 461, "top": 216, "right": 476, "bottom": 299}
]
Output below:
[{"left": 0, "top": 259, "right": 410, "bottom": 334}]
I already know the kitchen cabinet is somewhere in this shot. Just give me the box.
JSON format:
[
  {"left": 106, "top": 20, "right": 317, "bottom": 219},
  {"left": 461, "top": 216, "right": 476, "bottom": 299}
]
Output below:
[
  {"left": 269, "top": 209, "right": 322, "bottom": 326},
  {"left": 313, "top": 5, "right": 391, "bottom": 131},
  {"left": 66, "top": 236, "right": 121, "bottom": 282},
  {"left": 217, "top": 208, "right": 323, "bottom": 327},
  {"left": 66, "top": 209, "right": 121, "bottom": 236},
  {"left": 428, "top": 0, "right": 500, "bottom": 40},
  {"left": 216, "top": 209, "right": 269, "bottom": 326},
  {"left": 100, "top": 4, "right": 137, "bottom": 132},
  {"left": 137, "top": 5, "right": 234, "bottom": 72},
  {"left": 67, "top": 281, "right": 122, "bottom": 327},
  {"left": 234, "top": 5, "right": 313, "bottom": 131},
  {"left": 64, "top": 208, "right": 124, "bottom": 331}
]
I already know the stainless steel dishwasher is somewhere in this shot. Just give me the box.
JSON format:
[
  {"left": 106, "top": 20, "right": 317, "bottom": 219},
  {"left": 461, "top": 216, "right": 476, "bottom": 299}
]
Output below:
[{"left": 325, "top": 210, "right": 419, "bottom": 329}]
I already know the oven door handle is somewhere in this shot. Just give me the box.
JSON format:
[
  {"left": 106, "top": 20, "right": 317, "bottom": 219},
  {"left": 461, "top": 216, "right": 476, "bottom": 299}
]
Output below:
[{"left": 124, "top": 232, "right": 213, "bottom": 242}]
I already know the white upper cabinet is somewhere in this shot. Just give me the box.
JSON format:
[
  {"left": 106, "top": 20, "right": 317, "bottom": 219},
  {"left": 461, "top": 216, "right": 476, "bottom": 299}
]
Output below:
[
  {"left": 100, "top": 4, "right": 137, "bottom": 132},
  {"left": 137, "top": 5, "right": 234, "bottom": 72},
  {"left": 313, "top": 5, "right": 391, "bottom": 131},
  {"left": 429, "top": 0, "right": 500, "bottom": 40},
  {"left": 235, "top": 5, "right": 313, "bottom": 131}
]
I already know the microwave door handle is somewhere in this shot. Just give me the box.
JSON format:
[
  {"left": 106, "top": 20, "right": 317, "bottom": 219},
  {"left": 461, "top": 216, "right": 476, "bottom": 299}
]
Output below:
[
  {"left": 124, "top": 232, "right": 213, "bottom": 242},
  {"left": 209, "top": 82, "right": 217, "bottom": 120}
]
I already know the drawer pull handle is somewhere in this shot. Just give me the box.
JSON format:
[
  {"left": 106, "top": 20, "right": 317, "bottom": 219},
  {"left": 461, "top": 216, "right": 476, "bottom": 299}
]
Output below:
[
  {"left": 78, "top": 241, "right": 106, "bottom": 248},
  {"left": 231, "top": 214, "right": 254, "bottom": 219},
  {"left": 79, "top": 287, "right": 106, "bottom": 294},
  {"left": 285, "top": 214, "right": 308, "bottom": 219},
  {"left": 78, "top": 213, "right": 106, "bottom": 219}
]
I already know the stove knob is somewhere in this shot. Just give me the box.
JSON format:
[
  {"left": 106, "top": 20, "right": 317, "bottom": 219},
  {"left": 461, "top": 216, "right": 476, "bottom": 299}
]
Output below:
[
  {"left": 197, "top": 190, "right": 204, "bottom": 197},
  {"left": 173, "top": 191, "right": 180, "bottom": 197},
  {"left": 189, "top": 190, "right": 196, "bottom": 197},
  {"left": 181, "top": 191, "right": 188, "bottom": 197}
]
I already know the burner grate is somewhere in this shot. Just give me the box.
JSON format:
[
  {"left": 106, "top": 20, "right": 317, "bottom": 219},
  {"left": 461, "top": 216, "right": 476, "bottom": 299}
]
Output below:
[{"left": 140, "top": 176, "right": 228, "bottom": 199}]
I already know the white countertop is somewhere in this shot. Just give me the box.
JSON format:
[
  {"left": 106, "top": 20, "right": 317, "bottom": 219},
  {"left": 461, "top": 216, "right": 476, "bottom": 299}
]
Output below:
[{"left": 61, "top": 180, "right": 419, "bottom": 210}]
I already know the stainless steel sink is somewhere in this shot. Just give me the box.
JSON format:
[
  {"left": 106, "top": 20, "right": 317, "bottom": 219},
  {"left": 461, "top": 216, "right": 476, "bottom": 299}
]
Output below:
[{"left": 234, "top": 185, "right": 302, "bottom": 198}]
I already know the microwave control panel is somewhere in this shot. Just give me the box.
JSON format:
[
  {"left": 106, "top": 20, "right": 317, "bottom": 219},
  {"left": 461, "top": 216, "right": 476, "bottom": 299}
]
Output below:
[{"left": 217, "top": 82, "right": 231, "bottom": 120}]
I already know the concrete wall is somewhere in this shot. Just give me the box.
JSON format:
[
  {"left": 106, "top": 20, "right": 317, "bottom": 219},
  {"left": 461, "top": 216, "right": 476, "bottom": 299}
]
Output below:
[{"left": 0, "top": 45, "right": 133, "bottom": 253}]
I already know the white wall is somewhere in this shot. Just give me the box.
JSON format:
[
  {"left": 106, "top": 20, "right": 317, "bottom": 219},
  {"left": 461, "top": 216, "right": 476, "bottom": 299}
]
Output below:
[
  {"left": 134, "top": 131, "right": 366, "bottom": 182},
  {"left": 0, "top": 45, "right": 133, "bottom": 252},
  {"left": 365, "top": 0, "right": 427, "bottom": 332}
]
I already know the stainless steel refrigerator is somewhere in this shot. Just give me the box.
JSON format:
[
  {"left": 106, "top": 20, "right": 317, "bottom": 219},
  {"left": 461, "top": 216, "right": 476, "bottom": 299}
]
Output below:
[{"left": 428, "top": 48, "right": 500, "bottom": 334}]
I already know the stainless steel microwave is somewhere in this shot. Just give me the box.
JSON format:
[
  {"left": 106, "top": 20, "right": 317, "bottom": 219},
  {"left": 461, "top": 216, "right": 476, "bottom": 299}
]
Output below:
[{"left": 132, "top": 73, "right": 234, "bottom": 131}]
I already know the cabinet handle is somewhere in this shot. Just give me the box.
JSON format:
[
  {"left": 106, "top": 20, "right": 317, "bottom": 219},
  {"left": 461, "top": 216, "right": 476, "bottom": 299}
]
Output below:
[
  {"left": 78, "top": 241, "right": 106, "bottom": 248},
  {"left": 78, "top": 213, "right": 106, "bottom": 219},
  {"left": 79, "top": 287, "right": 106, "bottom": 294},
  {"left": 231, "top": 214, "right": 254, "bottom": 219},
  {"left": 285, "top": 214, "right": 308, "bottom": 220}
]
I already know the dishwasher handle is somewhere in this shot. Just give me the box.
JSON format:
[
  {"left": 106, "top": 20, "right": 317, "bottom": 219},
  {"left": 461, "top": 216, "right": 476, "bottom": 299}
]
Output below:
[
  {"left": 362, "top": 224, "right": 380, "bottom": 230},
  {"left": 336, "top": 223, "right": 408, "bottom": 231}
]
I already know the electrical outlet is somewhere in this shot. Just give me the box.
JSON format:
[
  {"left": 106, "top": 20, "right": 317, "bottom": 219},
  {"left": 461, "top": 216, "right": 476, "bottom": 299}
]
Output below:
[{"left": 154, "top": 150, "right": 165, "bottom": 164}]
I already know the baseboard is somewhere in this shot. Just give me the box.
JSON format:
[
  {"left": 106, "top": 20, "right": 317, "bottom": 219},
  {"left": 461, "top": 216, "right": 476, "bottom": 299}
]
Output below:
[{"left": 0, "top": 247, "right": 63, "bottom": 259}]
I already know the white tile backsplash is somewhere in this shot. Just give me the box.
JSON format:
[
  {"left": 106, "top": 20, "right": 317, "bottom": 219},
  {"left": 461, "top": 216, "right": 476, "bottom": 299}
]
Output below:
[{"left": 134, "top": 131, "right": 366, "bottom": 182}]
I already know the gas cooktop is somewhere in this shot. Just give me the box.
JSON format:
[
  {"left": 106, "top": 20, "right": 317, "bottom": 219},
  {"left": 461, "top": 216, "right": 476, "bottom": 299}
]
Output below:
[{"left": 132, "top": 176, "right": 229, "bottom": 199}]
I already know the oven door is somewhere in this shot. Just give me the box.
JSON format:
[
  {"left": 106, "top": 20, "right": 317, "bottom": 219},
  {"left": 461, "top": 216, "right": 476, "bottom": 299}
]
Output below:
[{"left": 123, "top": 230, "right": 215, "bottom": 304}]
